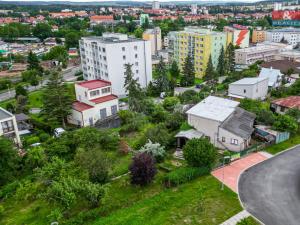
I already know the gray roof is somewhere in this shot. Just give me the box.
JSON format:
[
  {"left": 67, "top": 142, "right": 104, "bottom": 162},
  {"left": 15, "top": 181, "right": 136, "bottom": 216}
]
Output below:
[
  {"left": 230, "top": 77, "right": 268, "bottom": 85},
  {"left": 220, "top": 107, "right": 256, "bottom": 139},
  {"left": 0, "top": 107, "right": 13, "bottom": 120},
  {"left": 175, "top": 129, "right": 204, "bottom": 139},
  {"left": 15, "top": 113, "right": 29, "bottom": 122}
]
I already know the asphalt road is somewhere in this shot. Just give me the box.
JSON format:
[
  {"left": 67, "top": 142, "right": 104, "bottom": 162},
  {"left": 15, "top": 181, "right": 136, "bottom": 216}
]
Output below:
[
  {"left": 0, "top": 66, "right": 80, "bottom": 101},
  {"left": 239, "top": 146, "right": 300, "bottom": 225}
]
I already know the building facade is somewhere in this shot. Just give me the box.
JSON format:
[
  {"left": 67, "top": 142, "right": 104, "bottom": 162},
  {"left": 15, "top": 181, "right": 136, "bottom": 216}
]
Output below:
[
  {"left": 68, "top": 80, "right": 119, "bottom": 127},
  {"left": 252, "top": 29, "right": 266, "bottom": 43},
  {"left": 235, "top": 42, "right": 289, "bottom": 65},
  {"left": 0, "top": 107, "right": 21, "bottom": 147},
  {"left": 170, "top": 27, "right": 229, "bottom": 78},
  {"left": 224, "top": 25, "right": 250, "bottom": 48},
  {"left": 79, "top": 33, "right": 152, "bottom": 96},
  {"left": 266, "top": 28, "right": 300, "bottom": 45},
  {"left": 143, "top": 27, "right": 162, "bottom": 55}
]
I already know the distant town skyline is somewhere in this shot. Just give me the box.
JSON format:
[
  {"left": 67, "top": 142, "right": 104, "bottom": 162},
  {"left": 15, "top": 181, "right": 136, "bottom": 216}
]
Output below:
[{"left": 0, "top": 0, "right": 262, "bottom": 2}]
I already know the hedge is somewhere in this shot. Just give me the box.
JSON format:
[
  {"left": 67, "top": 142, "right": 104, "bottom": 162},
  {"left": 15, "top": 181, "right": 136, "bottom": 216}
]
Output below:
[{"left": 164, "top": 167, "right": 210, "bottom": 187}]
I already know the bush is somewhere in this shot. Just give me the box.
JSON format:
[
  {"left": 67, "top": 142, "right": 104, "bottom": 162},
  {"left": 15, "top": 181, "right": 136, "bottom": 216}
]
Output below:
[
  {"left": 139, "top": 140, "right": 165, "bottom": 162},
  {"left": 0, "top": 181, "right": 20, "bottom": 199},
  {"left": 129, "top": 152, "right": 157, "bottom": 186},
  {"left": 163, "top": 97, "right": 180, "bottom": 111},
  {"left": 39, "top": 132, "right": 51, "bottom": 142},
  {"left": 183, "top": 138, "right": 217, "bottom": 168},
  {"left": 164, "top": 167, "right": 210, "bottom": 187},
  {"left": 25, "top": 136, "right": 40, "bottom": 146}
]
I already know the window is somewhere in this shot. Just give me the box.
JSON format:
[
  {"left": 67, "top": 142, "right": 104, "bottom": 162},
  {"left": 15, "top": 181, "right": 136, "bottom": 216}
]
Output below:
[
  {"left": 222, "top": 137, "right": 225, "bottom": 142},
  {"left": 102, "top": 87, "right": 111, "bottom": 94},
  {"left": 85, "top": 92, "right": 87, "bottom": 97},
  {"left": 100, "top": 108, "right": 107, "bottom": 120},
  {"left": 122, "top": 47, "right": 125, "bottom": 51},
  {"left": 90, "top": 90, "right": 100, "bottom": 97},
  {"left": 135, "top": 62, "right": 138, "bottom": 66},
  {"left": 231, "top": 139, "right": 238, "bottom": 145},
  {"left": 136, "top": 70, "right": 139, "bottom": 74},
  {"left": 123, "top": 55, "right": 126, "bottom": 60},
  {"left": 1, "top": 120, "right": 14, "bottom": 133},
  {"left": 134, "top": 46, "right": 138, "bottom": 50},
  {"left": 244, "top": 89, "right": 246, "bottom": 93},
  {"left": 135, "top": 54, "right": 138, "bottom": 58},
  {"left": 102, "top": 48, "right": 106, "bottom": 52}
]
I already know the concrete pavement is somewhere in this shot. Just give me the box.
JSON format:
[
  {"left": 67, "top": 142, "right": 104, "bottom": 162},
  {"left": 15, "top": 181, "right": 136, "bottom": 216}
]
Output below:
[
  {"left": 0, "top": 66, "right": 80, "bottom": 101},
  {"left": 220, "top": 210, "right": 250, "bottom": 225},
  {"left": 239, "top": 146, "right": 300, "bottom": 225}
]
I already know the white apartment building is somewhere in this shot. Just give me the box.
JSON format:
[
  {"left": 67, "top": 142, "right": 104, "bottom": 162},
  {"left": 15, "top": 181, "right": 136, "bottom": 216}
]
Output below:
[
  {"left": 68, "top": 80, "right": 119, "bottom": 127},
  {"left": 266, "top": 28, "right": 300, "bottom": 46},
  {"left": 79, "top": 33, "right": 152, "bottom": 96},
  {"left": 0, "top": 107, "right": 21, "bottom": 147},
  {"left": 235, "top": 42, "right": 290, "bottom": 65},
  {"left": 152, "top": 1, "right": 160, "bottom": 9},
  {"left": 191, "top": 4, "right": 198, "bottom": 14}
]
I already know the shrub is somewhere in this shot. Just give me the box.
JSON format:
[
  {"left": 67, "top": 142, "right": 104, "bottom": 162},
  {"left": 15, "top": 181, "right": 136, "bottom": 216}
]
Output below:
[
  {"left": 183, "top": 138, "right": 217, "bottom": 168},
  {"left": 139, "top": 140, "right": 165, "bottom": 162},
  {"left": 25, "top": 136, "right": 40, "bottom": 146},
  {"left": 39, "top": 132, "right": 51, "bottom": 142},
  {"left": 164, "top": 167, "right": 210, "bottom": 187},
  {"left": 0, "top": 181, "right": 20, "bottom": 199},
  {"left": 163, "top": 96, "right": 180, "bottom": 111},
  {"left": 273, "top": 114, "right": 298, "bottom": 134},
  {"left": 129, "top": 152, "right": 157, "bottom": 186}
]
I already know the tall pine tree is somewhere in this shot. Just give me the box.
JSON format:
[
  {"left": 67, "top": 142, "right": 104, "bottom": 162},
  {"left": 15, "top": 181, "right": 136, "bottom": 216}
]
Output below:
[
  {"left": 169, "top": 60, "right": 180, "bottom": 91},
  {"left": 155, "top": 56, "right": 169, "bottom": 93},
  {"left": 217, "top": 46, "right": 225, "bottom": 77},
  {"left": 27, "top": 51, "right": 42, "bottom": 73},
  {"left": 42, "top": 72, "right": 72, "bottom": 128},
  {"left": 205, "top": 55, "right": 215, "bottom": 82},
  {"left": 124, "top": 63, "right": 145, "bottom": 112},
  {"left": 181, "top": 54, "right": 195, "bottom": 86},
  {"left": 225, "top": 43, "right": 235, "bottom": 74}
]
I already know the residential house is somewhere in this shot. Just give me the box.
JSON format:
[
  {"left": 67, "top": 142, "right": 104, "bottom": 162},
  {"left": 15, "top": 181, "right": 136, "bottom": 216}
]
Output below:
[
  {"left": 228, "top": 77, "right": 269, "bottom": 100},
  {"left": 271, "top": 96, "right": 300, "bottom": 114},
  {"left": 0, "top": 107, "right": 21, "bottom": 147},
  {"left": 68, "top": 80, "right": 119, "bottom": 127},
  {"left": 258, "top": 67, "right": 283, "bottom": 88},
  {"left": 183, "top": 96, "right": 255, "bottom": 152}
]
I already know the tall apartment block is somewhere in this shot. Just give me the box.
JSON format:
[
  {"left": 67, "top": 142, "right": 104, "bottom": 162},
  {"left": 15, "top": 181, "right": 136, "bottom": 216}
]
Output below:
[
  {"left": 79, "top": 33, "right": 152, "bottom": 96},
  {"left": 266, "top": 28, "right": 300, "bottom": 45},
  {"left": 171, "top": 27, "right": 229, "bottom": 78},
  {"left": 143, "top": 27, "right": 162, "bottom": 55}
]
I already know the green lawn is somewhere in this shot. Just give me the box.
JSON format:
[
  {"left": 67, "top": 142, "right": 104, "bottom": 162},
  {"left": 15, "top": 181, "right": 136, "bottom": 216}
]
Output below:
[
  {"left": 93, "top": 175, "right": 242, "bottom": 225},
  {"left": 265, "top": 134, "right": 300, "bottom": 155}
]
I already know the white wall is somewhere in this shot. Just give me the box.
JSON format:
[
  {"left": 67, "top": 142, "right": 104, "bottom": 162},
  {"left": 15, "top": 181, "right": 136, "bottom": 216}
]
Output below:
[
  {"left": 218, "top": 127, "right": 250, "bottom": 152},
  {"left": 228, "top": 79, "right": 268, "bottom": 100},
  {"left": 0, "top": 114, "right": 21, "bottom": 147}
]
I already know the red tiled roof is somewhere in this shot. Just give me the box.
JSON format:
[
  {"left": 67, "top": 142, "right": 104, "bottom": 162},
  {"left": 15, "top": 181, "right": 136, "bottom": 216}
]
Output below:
[
  {"left": 77, "top": 79, "right": 111, "bottom": 90},
  {"left": 90, "top": 15, "right": 114, "bottom": 21},
  {"left": 272, "top": 96, "right": 300, "bottom": 109},
  {"left": 72, "top": 101, "right": 93, "bottom": 112},
  {"left": 91, "top": 94, "right": 118, "bottom": 104}
]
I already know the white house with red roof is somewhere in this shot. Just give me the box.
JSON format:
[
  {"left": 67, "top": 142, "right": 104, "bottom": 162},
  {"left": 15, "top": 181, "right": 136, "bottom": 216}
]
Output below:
[{"left": 68, "top": 79, "right": 119, "bottom": 127}]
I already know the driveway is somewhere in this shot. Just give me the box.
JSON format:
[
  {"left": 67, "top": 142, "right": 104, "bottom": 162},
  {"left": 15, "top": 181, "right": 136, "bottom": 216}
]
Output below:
[
  {"left": 212, "top": 152, "right": 268, "bottom": 192},
  {"left": 239, "top": 146, "right": 300, "bottom": 225}
]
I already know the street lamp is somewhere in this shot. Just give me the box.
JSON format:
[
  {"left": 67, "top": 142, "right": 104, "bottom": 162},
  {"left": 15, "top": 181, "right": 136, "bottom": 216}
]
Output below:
[{"left": 221, "top": 156, "right": 230, "bottom": 191}]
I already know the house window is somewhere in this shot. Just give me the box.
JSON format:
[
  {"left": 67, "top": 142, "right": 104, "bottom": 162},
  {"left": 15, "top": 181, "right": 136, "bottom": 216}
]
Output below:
[
  {"left": 134, "top": 46, "right": 138, "bottom": 50},
  {"left": 111, "top": 105, "right": 118, "bottom": 115},
  {"left": 222, "top": 137, "right": 225, "bottom": 142},
  {"left": 135, "top": 54, "right": 138, "bottom": 58},
  {"left": 102, "top": 48, "right": 106, "bottom": 52},
  {"left": 243, "top": 89, "right": 246, "bottom": 93},
  {"left": 90, "top": 90, "right": 100, "bottom": 97},
  {"left": 1, "top": 120, "right": 14, "bottom": 133},
  {"left": 123, "top": 55, "right": 126, "bottom": 60},
  {"left": 122, "top": 47, "right": 125, "bottom": 51},
  {"left": 280, "top": 106, "right": 285, "bottom": 112},
  {"left": 231, "top": 138, "right": 238, "bottom": 145},
  {"left": 102, "top": 87, "right": 111, "bottom": 94}
]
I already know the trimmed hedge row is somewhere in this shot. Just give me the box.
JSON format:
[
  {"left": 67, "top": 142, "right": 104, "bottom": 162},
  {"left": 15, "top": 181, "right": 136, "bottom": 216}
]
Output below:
[{"left": 164, "top": 167, "right": 210, "bottom": 187}]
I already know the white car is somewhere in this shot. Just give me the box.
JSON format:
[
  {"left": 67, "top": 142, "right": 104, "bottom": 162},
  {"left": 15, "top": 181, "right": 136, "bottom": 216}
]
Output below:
[{"left": 54, "top": 128, "right": 66, "bottom": 138}]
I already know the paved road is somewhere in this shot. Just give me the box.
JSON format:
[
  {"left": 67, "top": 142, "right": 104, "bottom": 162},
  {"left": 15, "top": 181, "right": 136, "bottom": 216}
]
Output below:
[
  {"left": 239, "top": 146, "right": 300, "bottom": 225},
  {"left": 0, "top": 66, "right": 80, "bottom": 101}
]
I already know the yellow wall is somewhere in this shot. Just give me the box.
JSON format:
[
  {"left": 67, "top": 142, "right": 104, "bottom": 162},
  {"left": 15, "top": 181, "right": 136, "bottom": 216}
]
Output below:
[{"left": 252, "top": 30, "right": 266, "bottom": 43}]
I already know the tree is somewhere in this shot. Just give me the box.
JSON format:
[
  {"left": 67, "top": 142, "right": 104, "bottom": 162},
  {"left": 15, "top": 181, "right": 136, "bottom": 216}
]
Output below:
[
  {"left": 225, "top": 43, "right": 235, "bottom": 74},
  {"left": 21, "top": 70, "right": 39, "bottom": 86},
  {"left": 217, "top": 46, "right": 225, "bottom": 77},
  {"left": 155, "top": 56, "right": 170, "bottom": 93},
  {"left": 181, "top": 54, "right": 195, "bottom": 86},
  {"left": 42, "top": 72, "right": 72, "bottom": 128},
  {"left": 273, "top": 114, "right": 298, "bottom": 134},
  {"left": 0, "top": 137, "right": 20, "bottom": 186},
  {"left": 124, "top": 63, "right": 145, "bottom": 112},
  {"left": 75, "top": 148, "right": 110, "bottom": 184},
  {"left": 27, "top": 51, "right": 42, "bottom": 72},
  {"left": 44, "top": 46, "right": 69, "bottom": 67},
  {"left": 163, "top": 96, "right": 180, "bottom": 112},
  {"left": 93, "top": 25, "right": 105, "bottom": 36},
  {"left": 134, "top": 27, "right": 144, "bottom": 38},
  {"left": 65, "top": 32, "right": 80, "bottom": 49},
  {"left": 169, "top": 60, "right": 180, "bottom": 89},
  {"left": 25, "top": 146, "right": 47, "bottom": 170},
  {"left": 32, "top": 23, "right": 52, "bottom": 40},
  {"left": 205, "top": 55, "right": 215, "bottom": 81},
  {"left": 129, "top": 152, "right": 157, "bottom": 186},
  {"left": 183, "top": 138, "right": 217, "bottom": 168},
  {"left": 15, "top": 84, "right": 28, "bottom": 97},
  {"left": 140, "top": 140, "right": 166, "bottom": 162},
  {"left": 286, "top": 108, "right": 300, "bottom": 121}
]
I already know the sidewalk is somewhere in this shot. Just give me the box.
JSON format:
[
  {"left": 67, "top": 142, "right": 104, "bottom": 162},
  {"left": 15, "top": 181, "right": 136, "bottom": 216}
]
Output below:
[{"left": 220, "top": 210, "right": 250, "bottom": 225}]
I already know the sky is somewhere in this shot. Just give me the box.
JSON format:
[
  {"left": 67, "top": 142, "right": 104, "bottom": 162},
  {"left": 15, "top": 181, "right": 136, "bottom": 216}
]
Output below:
[{"left": 0, "top": 0, "right": 259, "bottom": 2}]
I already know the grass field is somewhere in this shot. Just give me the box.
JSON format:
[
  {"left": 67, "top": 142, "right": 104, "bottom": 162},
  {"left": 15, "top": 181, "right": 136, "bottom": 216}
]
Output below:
[
  {"left": 265, "top": 134, "right": 300, "bottom": 155},
  {"left": 237, "top": 216, "right": 261, "bottom": 225}
]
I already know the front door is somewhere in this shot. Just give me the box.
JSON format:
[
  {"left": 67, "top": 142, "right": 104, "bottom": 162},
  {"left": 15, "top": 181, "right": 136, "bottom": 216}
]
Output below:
[{"left": 100, "top": 108, "right": 107, "bottom": 120}]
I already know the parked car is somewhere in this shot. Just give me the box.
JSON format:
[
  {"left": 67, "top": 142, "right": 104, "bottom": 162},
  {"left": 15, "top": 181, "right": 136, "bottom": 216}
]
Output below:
[{"left": 54, "top": 128, "right": 66, "bottom": 137}]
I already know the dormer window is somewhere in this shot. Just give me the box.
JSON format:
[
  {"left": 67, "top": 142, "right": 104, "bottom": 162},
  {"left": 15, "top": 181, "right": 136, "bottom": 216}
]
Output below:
[
  {"left": 90, "top": 89, "right": 100, "bottom": 97},
  {"left": 102, "top": 87, "right": 111, "bottom": 94}
]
